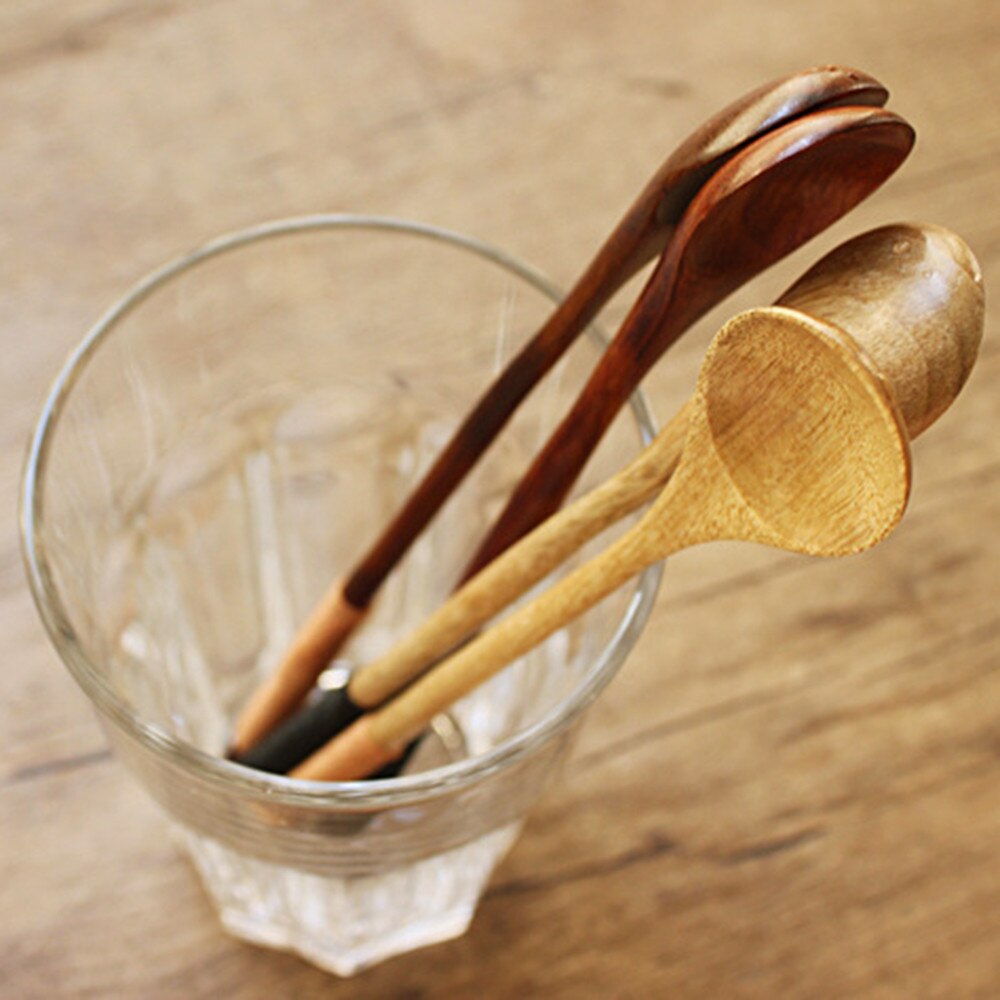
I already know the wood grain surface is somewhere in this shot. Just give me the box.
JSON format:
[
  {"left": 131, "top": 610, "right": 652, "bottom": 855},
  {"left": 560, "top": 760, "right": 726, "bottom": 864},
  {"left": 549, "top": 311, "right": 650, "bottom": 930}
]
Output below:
[{"left": 2, "top": 1, "right": 998, "bottom": 997}]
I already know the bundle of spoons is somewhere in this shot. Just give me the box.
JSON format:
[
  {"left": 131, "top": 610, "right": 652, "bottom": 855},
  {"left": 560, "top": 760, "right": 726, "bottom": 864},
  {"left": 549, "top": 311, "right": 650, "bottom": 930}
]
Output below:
[
  {"left": 234, "top": 108, "right": 914, "bottom": 771},
  {"left": 289, "top": 222, "right": 984, "bottom": 783},
  {"left": 230, "top": 66, "right": 905, "bottom": 759}
]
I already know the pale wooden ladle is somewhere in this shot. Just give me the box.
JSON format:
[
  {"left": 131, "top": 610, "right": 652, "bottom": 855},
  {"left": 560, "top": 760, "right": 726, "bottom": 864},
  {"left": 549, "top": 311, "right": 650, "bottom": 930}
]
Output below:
[
  {"left": 302, "top": 222, "right": 984, "bottom": 724},
  {"left": 293, "top": 281, "right": 921, "bottom": 781}
]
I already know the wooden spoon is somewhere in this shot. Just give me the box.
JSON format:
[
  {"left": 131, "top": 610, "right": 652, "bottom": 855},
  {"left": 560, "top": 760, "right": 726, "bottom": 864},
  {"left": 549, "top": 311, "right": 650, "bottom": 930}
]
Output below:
[
  {"left": 241, "top": 220, "right": 983, "bottom": 776},
  {"left": 293, "top": 306, "right": 912, "bottom": 781},
  {"left": 336, "top": 223, "right": 983, "bottom": 714},
  {"left": 230, "top": 66, "right": 889, "bottom": 755},
  {"left": 460, "top": 105, "right": 914, "bottom": 582},
  {"left": 345, "top": 67, "right": 889, "bottom": 602}
]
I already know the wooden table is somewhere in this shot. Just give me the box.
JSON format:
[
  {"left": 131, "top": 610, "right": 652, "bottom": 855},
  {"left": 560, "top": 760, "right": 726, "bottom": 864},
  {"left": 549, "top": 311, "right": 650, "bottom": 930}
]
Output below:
[{"left": 3, "top": 2, "right": 998, "bottom": 996}]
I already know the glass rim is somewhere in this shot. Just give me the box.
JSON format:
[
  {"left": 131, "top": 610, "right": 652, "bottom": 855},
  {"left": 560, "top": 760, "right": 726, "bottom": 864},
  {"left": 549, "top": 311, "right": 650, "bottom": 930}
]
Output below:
[{"left": 20, "top": 213, "right": 663, "bottom": 810}]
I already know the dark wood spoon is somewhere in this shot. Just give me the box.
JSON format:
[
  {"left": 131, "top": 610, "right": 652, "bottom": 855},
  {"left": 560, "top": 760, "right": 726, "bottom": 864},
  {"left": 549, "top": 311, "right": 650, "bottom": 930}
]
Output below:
[{"left": 230, "top": 66, "right": 888, "bottom": 758}]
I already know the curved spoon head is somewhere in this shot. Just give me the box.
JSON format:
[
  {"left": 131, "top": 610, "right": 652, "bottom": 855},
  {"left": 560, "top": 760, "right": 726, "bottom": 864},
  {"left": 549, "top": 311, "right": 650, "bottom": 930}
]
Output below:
[
  {"left": 651, "top": 66, "right": 888, "bottom": 231},
  {"left": 775, "top": 222, "right": 985, "bottom": 437},
  {"left": 662, "top": 106, "right": 915, "bottom": 335},
  {"left": 620, "top": 66, "right": 889, "bottom": 279},
  {"left": 694, "top": 309, "right": 911, "bottom": 557}
]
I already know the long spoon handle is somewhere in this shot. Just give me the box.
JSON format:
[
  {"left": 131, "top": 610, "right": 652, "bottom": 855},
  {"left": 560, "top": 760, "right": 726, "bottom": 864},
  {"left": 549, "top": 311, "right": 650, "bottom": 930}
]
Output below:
[
  {"left": 456, "top": 262, "right": 687, "bottom": 583},
  {"left": 292, "top": 511, "right": 673, "bottom": 781},
  {"left": 350, "top": 402, "right": 691, "bottom": 708}
]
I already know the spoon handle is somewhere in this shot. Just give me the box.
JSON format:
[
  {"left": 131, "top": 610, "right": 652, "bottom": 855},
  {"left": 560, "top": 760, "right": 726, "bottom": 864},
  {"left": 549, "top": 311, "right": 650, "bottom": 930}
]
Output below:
[
  {"left": 457, "top": 255, "right": 688, "bottom": 584},
  {"left": 350, "top": 402, "right": 691, "bottom": 708},
  {"left": 293, "top": 519, "right": 661, "bottom": 781}
]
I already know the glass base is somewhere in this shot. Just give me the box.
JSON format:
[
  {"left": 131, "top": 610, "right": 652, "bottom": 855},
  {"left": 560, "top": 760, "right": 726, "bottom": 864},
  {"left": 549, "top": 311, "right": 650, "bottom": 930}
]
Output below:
[
  {"left": 219, "top": 902, "right": 476, "bottom": 976},
  {"left": 178, "top": 822, "right": 522, "bottom": 975}
]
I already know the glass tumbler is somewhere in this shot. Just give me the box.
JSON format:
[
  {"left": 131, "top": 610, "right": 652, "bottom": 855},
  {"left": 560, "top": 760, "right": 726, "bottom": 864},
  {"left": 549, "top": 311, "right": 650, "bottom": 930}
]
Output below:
[{"left": 21, "top": 215, "right": 661, "bottom": 975}]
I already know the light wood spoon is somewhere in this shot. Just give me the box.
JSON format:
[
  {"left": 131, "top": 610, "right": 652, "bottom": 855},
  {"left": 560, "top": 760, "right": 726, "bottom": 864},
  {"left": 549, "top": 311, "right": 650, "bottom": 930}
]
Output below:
[
  {"left": 238, "top": 220, "right": 981, "bottom": 774},
  {"left": 293, "top": 301, "right": 914, "bottom": 781},
  {"left": 337, "top": 222, "right": 984, "bottom": 715},
  {"left": 230, "top": 67, "right": 890, "bottom": 756}
]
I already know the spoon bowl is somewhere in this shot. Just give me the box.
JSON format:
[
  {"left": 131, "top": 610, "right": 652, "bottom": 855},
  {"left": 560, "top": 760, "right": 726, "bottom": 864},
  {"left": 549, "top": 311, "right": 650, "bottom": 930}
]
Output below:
[
  {"left": 604, "top": 65, "right": 889, "bottom": 278},
  {"left": 775, "top": 222, "right": 985, "bottom": 436},
  {"left": 686, "top": 310, "right": 911, "bottom": 556}
]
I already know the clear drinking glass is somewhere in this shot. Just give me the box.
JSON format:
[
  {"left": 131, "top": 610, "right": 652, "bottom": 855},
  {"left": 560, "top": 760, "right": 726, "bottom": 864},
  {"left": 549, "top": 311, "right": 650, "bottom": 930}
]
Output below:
[{"left": 21, "top": 215, "right": 661, "bottom": 975}]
